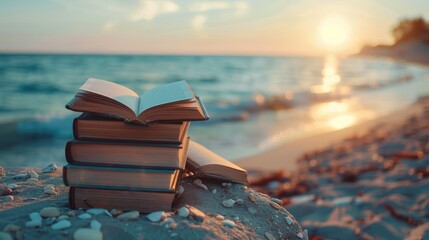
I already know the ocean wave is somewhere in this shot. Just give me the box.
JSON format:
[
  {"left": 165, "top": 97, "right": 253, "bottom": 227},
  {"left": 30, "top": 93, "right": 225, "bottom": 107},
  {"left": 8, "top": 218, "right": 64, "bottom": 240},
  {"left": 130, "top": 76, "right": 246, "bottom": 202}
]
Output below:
[{"left": 16, "top": 82, "right": 68, "bottom": 93}]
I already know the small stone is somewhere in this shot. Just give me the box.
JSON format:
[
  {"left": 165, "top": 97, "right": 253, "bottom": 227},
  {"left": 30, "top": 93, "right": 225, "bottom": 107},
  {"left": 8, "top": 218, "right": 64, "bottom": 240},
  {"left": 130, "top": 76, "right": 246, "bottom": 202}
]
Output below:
[
  {"left": 25, "top": 221, "right": 42, "bottom": 228},
  {"left": 222, "top": 182, "right": 232, "bottom": 188},
  {"left": 78, "top": 213, "right": 92, "bottom": 220},
  {"left": 265, "top": 232, "right": 276, "bottom": 240},
  {"left": 187, "top": 205, "right": 205, "bottom": 222},
  {"left": 3, "top": 195, "right": 13, "bottom": 202},
  {"left": 177, "top": 186, "right": 184, "bottom": 196},
  {"left": 29, "top": 212, "right": 43, "bottom": 222},
  {"left": 73, "top": 228, "right": 102, "bottom": 240},
  {"left": 12, "top": 173, "right": 29, "bottom": 180},
  {"left": 297, "top": 232, "right": 304, "bottom": 239},
  {"left": 215, "top": 214, "right": 225, "bottom": 220},
  {"left": 110, "top": 209, "right": 123, "bottom": 217},
  {"left": 221, "top": 219, "right": 235, "bottom": 228},
  {"left": 0, "top": 232, "right": 12, "bottom": 240},
  {"left": 302, "top": 229, "right": 309, "bottom": 240},
  {"left": 117, "top": 211, "right": 140, "bottom": 220},
  {"left": 193, "top": 179, "right": 208, "bottom": 190},
  {"left": 90, "top": 220, "right": 101, "bottom": 230},
  {"left": 285, "top": 217, "right": 293, "bottom": 225},
  {"left": 87, "top": 208, "right": 107, "bottom": 215},
  {"left": 178, "top": 207, "right": 190, "bottom": 218},
  {"left": 6, "top": 184, "right": 18, "bottom": 190},
  {"left": 51, "top": 220, "right": 71, "bottom": 230},
  {"left": 211, "top": 189, "right": 217, "bottom": 194},
  {"left": 161, "top": 218, "right": 174, "bottom": 226},
  {"left": 0, "top": 188, "right": 12, "bottom": 196},
  {"left": 247, "top": 207, "right": 257, "bottom": 215},
  {"left": 67, "top": 210, "right": 77, "bottom": 217},
  {"left": 169, "top": 222, "right": 178, "bottom": 229},
  {"left": 242, "top": 185, "right": 248, "bottom": 190},
  {"left": 58, "top": 215, "right": 69, "bottom": 220},
  {"left": 271, "top": 197, "right": 283, "bottom": 205},
  {"left": 236, "top": 198, "right": 244, "bottom": 205},
  {"left": 146, "top": 211, "right": 165, "bottom": 222},
  {"left": 222, "top": 199, "right": 236, "bottom": 208},
  {"left": 28, "top": 171, "right": 39, "bottom": 179},
  {"left": 42, "top": 163, "right": 58, "bottom": 173},
  {"left": 40, "top": 207, "right": 61, "bottom": 218},
  {"left": 26, "top": 178, "right": 39, "bottom": 183},
  {"left": 43, "top": 185, "right": 57, "bottom": 195},
  {"left": 45, "top": 218, "right": 56, "bottom": 226},
  {"left": 248, "top": 193, "right": 256, "bottom": 204},
  {"left": 0, "top": 166, "right": 4, "bottom": 176},
  {"left": 3, "top": 224, "right": 20, "bottom": 233}
]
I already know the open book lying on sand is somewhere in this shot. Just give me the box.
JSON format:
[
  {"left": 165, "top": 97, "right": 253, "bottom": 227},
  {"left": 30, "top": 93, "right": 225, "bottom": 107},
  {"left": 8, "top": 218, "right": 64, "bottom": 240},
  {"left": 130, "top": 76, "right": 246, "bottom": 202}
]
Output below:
[
  {"left": 66, "top": 78, "right": 209, "bottom": 124},
  {"left": 187, "top": 140, "right": 248, "bottom": 185}
]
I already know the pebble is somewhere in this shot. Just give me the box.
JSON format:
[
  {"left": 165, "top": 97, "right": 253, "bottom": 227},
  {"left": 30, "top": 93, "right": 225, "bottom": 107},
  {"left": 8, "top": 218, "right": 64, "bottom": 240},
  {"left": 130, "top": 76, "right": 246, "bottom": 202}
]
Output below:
[
  {"left": 6, "top": 184, "right": 18, "bottom": 190},
  {"left": 177, "top": 186, "right": 185, "bottom": 196},
  {"left": 3, "top": 195, "right": 13, "bottom": 202},
  {"left": 0, "top": 232, "right": 12, "bottom": 240},
  {"left": 178, "top": 207, "right": 190, "bottom": 218},
  {"left": 222, "top": 199, "right": 236, "bottom": 208},
  {"left": 29, "top": 212, "right": 43, "bottom": 222},
  {"left": 67, "top": 210, "right": 77, "bottom": 217},
  {"left": 285, "top": 217, "right": 293, "bottom": 225},
  {"left": 73, "top": 228, "right": 102, "bottom": 240},
  {"left": 3, "top": 224, "right": 20, "bottom": 233},
  {"left": 40, "top": 207, "right": 61, "bottom": 218},
  {"left": 0, "top": 166, "right": 4, "bottom": 177},
  {"left": 193, "top": 179, "right": 208, "bottom": 190},
  {"left": 26, "top": 178, "right": 39, "bottom": 183},
  {"left": 211, "top": 189, "right": 217, "bottom": 194},
  {"left": 221, "top": 219, "right": 235, "bottom": 228},
  {"left": 187, "top": 205, "right": 205, "bottom": 221},
  {"left": 296, "top": 232, "right": 304, "bottom": 239},
  {"left": 25, "top": 221, "right": 42, "bottom": 228},
  {"left": 110, "top": 209, "right": 123, "bottom": 217},
  {"left": 45, "top": 218, "right": 56, "bottom": 226},
  {"left": 236, "top": 198, "right": 244, "bottom": 205},
  {"left": 215, "top": 214, "right": 225, "bottom": 220},
  {"left": 146, "top": 211, "right": 165, "bottom": 222},
  {"left": 117, "top": 211, "right": 140, "bottom": 221},
  {"left": 58, "top": 215, "right": 69, "bottom": 220},
  {"left": 222, "top": 182, "right": 232, "bottom": 188},
  {"left": 271, "top": 197, "right": 283, "bottom": 205},
  {"left": 28, "top": 171, "right": 39, "bottom": 179},
  {"left": 42, "top": 163, "right": 58, "bottom": 173},
  {"left": 248, "top": 193, "right": 257, "bottom": 204},
  {"left": 43, "top": 185, "right": 57, "bottom": 195},
  {"left": 78, "top": 213, "right": 92, "bottom": 220},
  {"left": 12, "top": 173, "right": 29, "bottom": 180},
  {"left": 51, "top": 220, "right": 71, "bottom": 230},
  {"left": 265, "top": 232, "right": 276, "bottom": 240},
  {"left": 169, "top": 222, "right": 178, "bottom": 230},
  {"left": 247, "top": 207, "right": 257, "bottom": 215},
  {"left": 90, "top": 220, "right": 101, "bottom": 230},
  {"left": 0, "top": 188, "right": 12, "bottom": 196},
  {"left": 87, "top": 208, "right": 107, "bottom": 215}
]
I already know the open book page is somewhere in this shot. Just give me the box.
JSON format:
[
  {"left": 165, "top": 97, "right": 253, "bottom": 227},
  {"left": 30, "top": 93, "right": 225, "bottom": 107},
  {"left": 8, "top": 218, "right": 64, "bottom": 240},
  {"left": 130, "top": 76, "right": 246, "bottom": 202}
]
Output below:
[
  {"left": 80, "top": 78, "right": 140, "bottom": 113},
  {"left": 188, "top": 140, "right": 246, "bottom": 172},
  {"left": 138, "top": 81, "right": 195, "bottom": 114}
]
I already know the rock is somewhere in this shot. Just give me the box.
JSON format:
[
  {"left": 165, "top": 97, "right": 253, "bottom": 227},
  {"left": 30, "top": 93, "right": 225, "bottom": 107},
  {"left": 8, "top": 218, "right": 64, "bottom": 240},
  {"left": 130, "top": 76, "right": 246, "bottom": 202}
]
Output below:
[
  {"left": 29, "top": 212, "right": 42, "bottom": 222},
  {"left": 0, "top": 232, "right": 12, "bottom": 240},
  {"left": 0, "top": 188, "right": 12, "bottom": 196},
  {"left": 78, "top": 213, "right": 92, "bottom": 219},
  {"left": 42, "top": 163, "right": 58, "bottom": 173},
  {"left": 297, "top": 232, "right": 304, "bottom": 239},
  {"left": 12, "top": 173, "right": 29, "bottom": 180},
  {"left": 222, "top": 182, "right": 232, "bottom": 188},
  {"left": 221, "top": 219, "right": 235, "bottom": 228},
  {"left": 248, "top": 207, "right": 257, "bottom": 215},
  {"left": 3, "top": 224, "right": 20, "bottom": 233},
  {"left": 271, "top": 197, "right": 283, "bottom": 205},
  {"left": 215, "top": 214, "right": 225, "bottom": 220},
  {"left": 169, "top": 222, "right": 177, "bottom": 230},
  {"left": 177, "top": 186, "right": 185, "bottom": 196},
  {"left": 110, "top": 209, "right": 123, "bottom": 217},
  {"left": 43, "top": 185, "right": 57, "bottom": 195},
  {"left": 28, "top": 171, "right": 39, "bottom": 179},
  {"left": 222, "top": 199, "right": 236, "bottom": 208},
  {"left": 265, "top": 232, "right": 276, "bottom": 240},
  {"left": 248, "top": 193, "right": 257, "bottom": 204},
  {"left": 87, "top": 208, "right": 107, "bottom": 215},
  {"left": 26, "top": 178, "right": 39, "bottom": 183},
  {"left": 117, "top": 211, "right": 140, "bottom": 220},
  {"left": 211, "top": 189, "right": 217, "bottom": 194},
  {"left": 90, "top": 220, "right": 101, "bottom": 230},
  {"left": 178, "top": 207, "right": 190, "bottom": 218},
  {"left": 193, "top": 179, "right": 208, "bottom": 190},
  {"left": 187, "top": 205, "right": 205, "bottom": 221},
  {"left": 3, "top": 196, "right": 13, "bottom": 202},
  {"left": 67, "top": 210, "right": 77, "bottom": 217},
  {"left": 286, "top": 216, "right": 293, "bottom": 225},
  {"left": 51, "top": 220, "right": 71, "bottom": 230},
  {"left": 40, "top": 207, "right": 61, "bottom": 218},
  {"left": 73, "top": 228, "right": 102, "bottom": 240},
  {"left": 58, "top": 215, "right": 69, "bottom": 220},
  {"left": 146, "top": 211, "right": 165, "bottom": 222},
  {"left": 25, "top": 221, "right": 42, "bottom": 228},
  {"left": 45, "top": 217, "right": 56, "bottom": 226},
  {"left": 6, "top": 184, "right": 18, "bottom": 190},
  {"left": 236, "top": 198, "right": 244, "bottom": 205}
]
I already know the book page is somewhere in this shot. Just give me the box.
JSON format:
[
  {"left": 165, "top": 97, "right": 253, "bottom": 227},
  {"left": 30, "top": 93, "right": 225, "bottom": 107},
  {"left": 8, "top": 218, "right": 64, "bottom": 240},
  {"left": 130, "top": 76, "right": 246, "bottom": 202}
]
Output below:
[
  {"left": 138, "top": 81, "right": 194, "bottom": 114},
  {"left": 80, "top": 78, "right": 140, "bottom": 113},
  {"left": 188, "top": 140, "right": 246, "bottom": 172}
]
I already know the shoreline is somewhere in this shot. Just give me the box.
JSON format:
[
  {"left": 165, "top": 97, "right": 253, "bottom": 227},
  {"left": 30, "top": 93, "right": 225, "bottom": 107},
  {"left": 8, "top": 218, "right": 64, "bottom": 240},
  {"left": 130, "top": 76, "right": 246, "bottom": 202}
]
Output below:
[{"left": 236, "top": 96, "right": 428, "bottom": 171}]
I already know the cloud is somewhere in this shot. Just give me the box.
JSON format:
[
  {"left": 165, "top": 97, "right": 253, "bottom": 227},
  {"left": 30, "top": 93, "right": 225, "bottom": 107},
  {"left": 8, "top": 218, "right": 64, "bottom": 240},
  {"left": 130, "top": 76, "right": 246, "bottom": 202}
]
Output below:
[
  {"left": 189, "top": 1, "right": 248, "bottom": 15},
  {"left": 102, "top": 21, "right": 117, "bottom": 32},
  {"left": 130, "top": 0, "right": 179, "bottom": 21},
  {"left": 191, "top": 14, "right": 206, "bottom": 31}
]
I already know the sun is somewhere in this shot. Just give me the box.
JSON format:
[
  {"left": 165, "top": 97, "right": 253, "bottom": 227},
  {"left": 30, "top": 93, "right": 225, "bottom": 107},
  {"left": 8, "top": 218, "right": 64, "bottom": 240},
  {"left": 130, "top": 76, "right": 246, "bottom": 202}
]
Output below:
[{"left": 317, "top": 15, "right": 351, "bottom": 51}]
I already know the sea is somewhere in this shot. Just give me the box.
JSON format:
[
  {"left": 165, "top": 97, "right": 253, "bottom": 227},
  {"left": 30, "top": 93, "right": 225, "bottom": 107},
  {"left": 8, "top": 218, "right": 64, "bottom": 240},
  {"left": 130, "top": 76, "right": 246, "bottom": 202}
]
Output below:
[{"left": 1, "top": 53, "right": 429, "bottom": 167}]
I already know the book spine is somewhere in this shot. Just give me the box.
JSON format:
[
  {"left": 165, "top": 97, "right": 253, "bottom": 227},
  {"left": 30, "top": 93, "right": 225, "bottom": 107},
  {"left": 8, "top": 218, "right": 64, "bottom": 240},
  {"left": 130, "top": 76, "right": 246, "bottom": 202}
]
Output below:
[
  {"left": 72, "top": 118, "right": 79, "bottom": 139},
  {"left": 64, "top": 141, "right": 74, "bottom": 164},
  {"left": 62, "top": 165, "right": 69, "bottom": 186},
  {"left": 69, "top": 187, "right": 75, "bottom": 209}
]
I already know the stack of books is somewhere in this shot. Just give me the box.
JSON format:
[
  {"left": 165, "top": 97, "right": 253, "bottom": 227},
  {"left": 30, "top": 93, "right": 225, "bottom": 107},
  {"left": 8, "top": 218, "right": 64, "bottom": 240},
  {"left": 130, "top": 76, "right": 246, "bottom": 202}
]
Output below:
[{"left": 63, "top": 78, "right": 209, "bottom": 212}]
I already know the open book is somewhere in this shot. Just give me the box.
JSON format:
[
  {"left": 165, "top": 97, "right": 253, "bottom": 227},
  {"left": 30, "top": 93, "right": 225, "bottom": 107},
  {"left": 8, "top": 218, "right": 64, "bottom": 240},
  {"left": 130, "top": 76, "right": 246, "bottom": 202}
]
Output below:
[
  {"left": 66, "top": 78, "right": 209, "bottom": 124},
  {"left": 187, "top": 140, "right": 248, "bottom": 185}
]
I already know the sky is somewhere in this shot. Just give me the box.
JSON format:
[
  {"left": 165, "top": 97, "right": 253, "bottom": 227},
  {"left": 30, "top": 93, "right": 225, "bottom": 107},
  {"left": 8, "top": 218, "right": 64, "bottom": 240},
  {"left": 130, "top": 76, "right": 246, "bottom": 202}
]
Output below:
[{"left": 1, "top": 0, "right": 429, "bottom": 56}]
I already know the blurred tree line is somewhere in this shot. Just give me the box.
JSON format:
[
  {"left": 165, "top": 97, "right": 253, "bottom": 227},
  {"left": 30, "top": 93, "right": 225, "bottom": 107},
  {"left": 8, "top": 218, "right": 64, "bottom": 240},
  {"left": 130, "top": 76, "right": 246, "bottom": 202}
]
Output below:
[{"left": 392, "top": 17, "right": 428, "bottom": 45}]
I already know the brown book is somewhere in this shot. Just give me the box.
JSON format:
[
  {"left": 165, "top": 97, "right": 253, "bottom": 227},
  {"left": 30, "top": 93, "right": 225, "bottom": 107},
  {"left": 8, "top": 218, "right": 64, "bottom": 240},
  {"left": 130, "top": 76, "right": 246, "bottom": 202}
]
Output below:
[
  {"left": 186, "top": 140, "right": 249, "bottom": 185},
  {"left": 65, "top": 137, "right": 189, "bottom": 169},
  {"left": 69, "top": 187, "right": 176, "bottom": 212},
  {"left": 66, "top": 78, "right": 209, "bottom": 124},
  {"left": 73, "top": 113, "right": 190, "bottom": 143},
  {"left": 63, "top": 165, "right": 181, "bottom": 191}
]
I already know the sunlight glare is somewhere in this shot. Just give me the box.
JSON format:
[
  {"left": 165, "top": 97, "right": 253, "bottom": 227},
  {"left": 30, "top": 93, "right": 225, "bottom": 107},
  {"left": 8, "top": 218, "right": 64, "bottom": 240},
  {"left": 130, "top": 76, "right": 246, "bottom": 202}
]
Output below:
[{"left": 318, "top": 15, "right": 351, "bottom": 51}]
